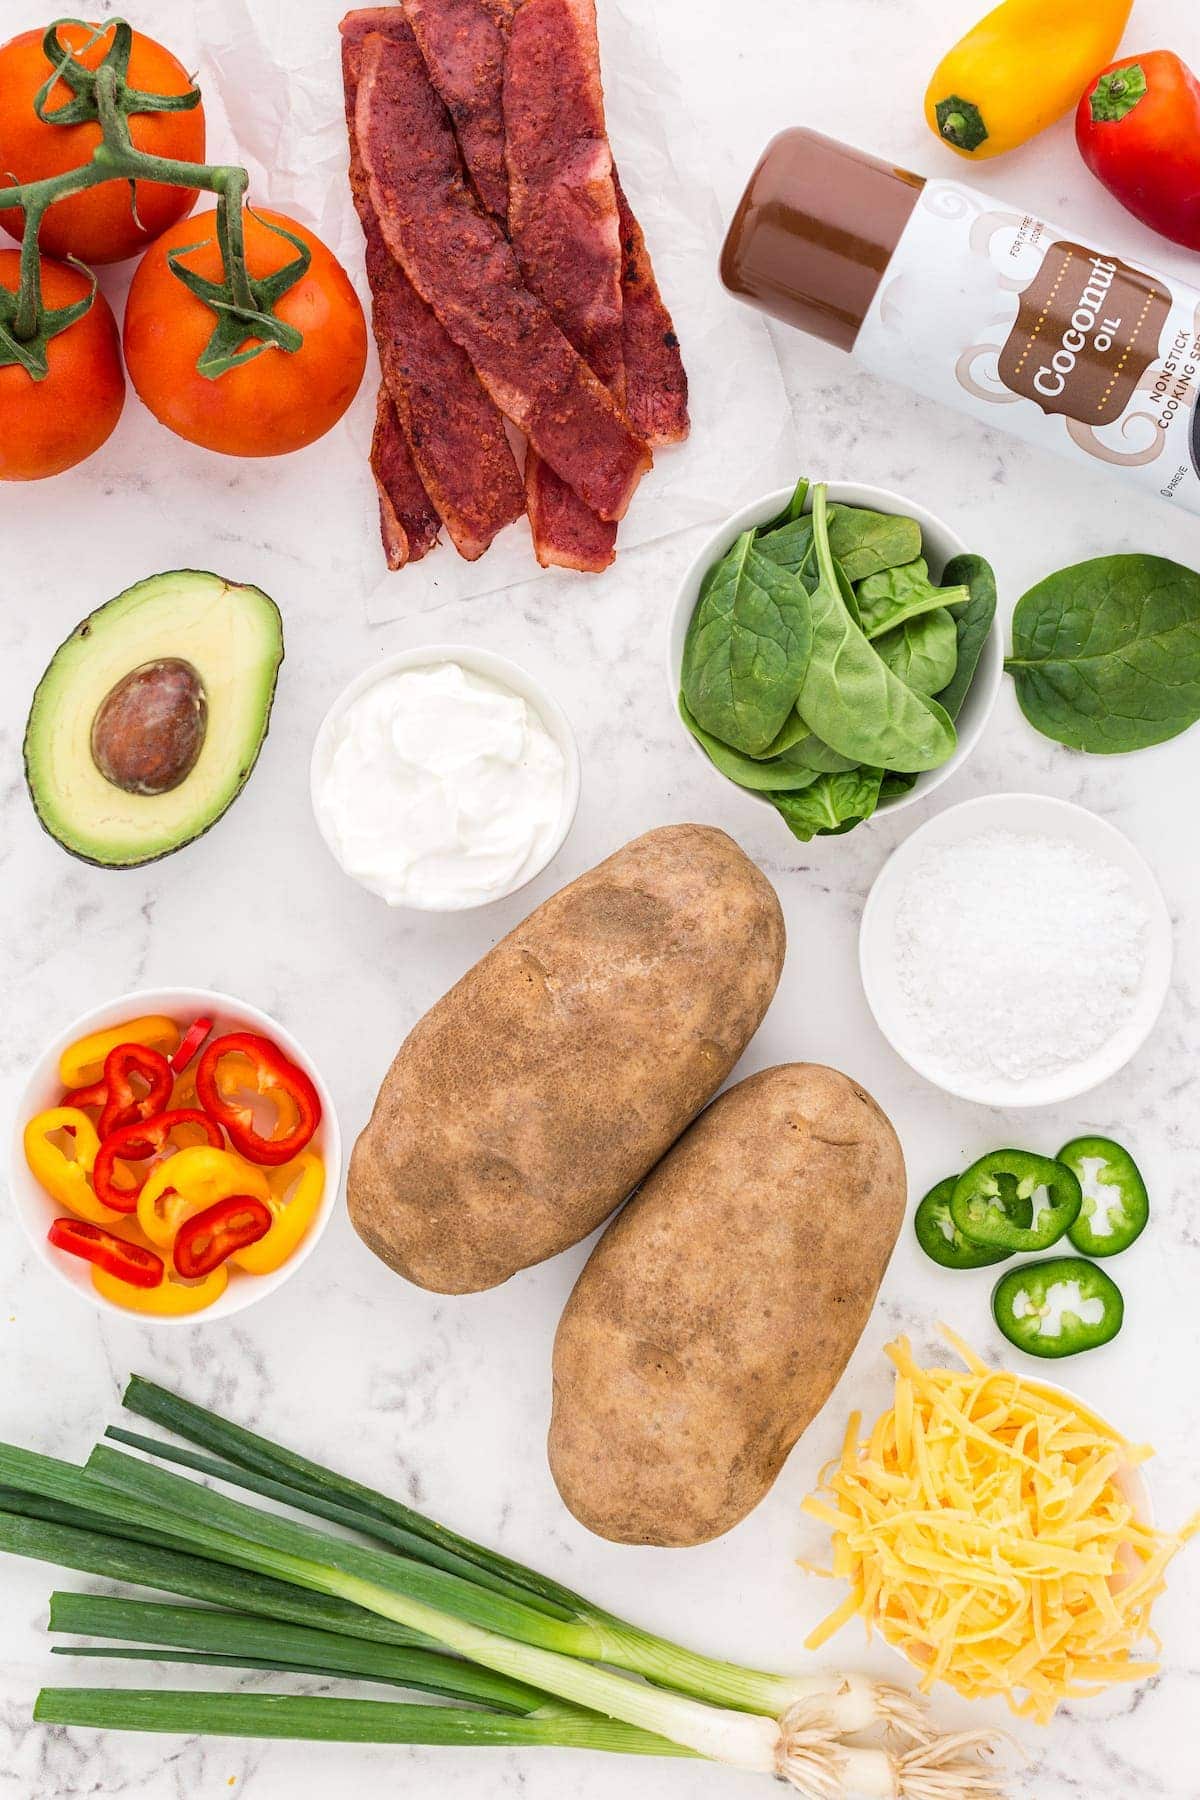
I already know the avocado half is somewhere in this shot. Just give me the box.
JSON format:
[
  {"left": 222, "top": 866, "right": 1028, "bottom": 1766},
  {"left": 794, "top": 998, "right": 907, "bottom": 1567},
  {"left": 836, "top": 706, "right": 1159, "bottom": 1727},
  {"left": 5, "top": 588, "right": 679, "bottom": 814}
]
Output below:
[{"left": 24, "top": 570, "right": 284, "bottom": 869}]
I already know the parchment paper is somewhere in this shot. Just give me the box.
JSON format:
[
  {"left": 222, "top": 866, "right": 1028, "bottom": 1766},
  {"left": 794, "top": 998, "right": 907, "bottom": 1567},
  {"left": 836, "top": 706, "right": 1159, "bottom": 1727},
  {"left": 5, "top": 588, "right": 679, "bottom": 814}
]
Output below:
[{"left": 191, "top": 0, "right": 796, "bottom": 618}]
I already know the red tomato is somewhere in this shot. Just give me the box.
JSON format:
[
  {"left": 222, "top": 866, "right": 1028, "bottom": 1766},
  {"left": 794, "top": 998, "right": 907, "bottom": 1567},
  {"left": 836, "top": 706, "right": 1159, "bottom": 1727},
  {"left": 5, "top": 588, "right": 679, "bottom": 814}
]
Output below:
[
  {"left": 123, "top": 207, "right": 367, "bottom": 458},
  {"left": 0, "top": 22, "right": 206, "bottom": 264},
  {"left": 0, "top": 248, "right": 124, "bottom": 480}
]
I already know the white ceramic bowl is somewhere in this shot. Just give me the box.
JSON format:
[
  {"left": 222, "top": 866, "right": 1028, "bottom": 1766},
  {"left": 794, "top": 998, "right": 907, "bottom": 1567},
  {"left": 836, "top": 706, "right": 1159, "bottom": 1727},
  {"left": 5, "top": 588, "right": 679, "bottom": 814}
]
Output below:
[
  {"left": 860, "top": 793, "right": 1173, "bottom": 1106},
  {"left": 10, "top": 988, "right": 342, "bottom": 1325},
  {"left": 666, "top": 482, "right": 1003, "bottom": 830},
  {"left": 310, "top": 644, "right": 581, "bottom": 913}
]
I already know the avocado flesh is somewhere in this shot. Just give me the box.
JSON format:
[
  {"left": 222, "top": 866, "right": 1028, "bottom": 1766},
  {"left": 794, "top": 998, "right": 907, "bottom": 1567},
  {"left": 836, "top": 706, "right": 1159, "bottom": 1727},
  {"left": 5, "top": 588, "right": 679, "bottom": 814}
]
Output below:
[{"left": 24, "top": 569, "right": 284, "bottom": 868}]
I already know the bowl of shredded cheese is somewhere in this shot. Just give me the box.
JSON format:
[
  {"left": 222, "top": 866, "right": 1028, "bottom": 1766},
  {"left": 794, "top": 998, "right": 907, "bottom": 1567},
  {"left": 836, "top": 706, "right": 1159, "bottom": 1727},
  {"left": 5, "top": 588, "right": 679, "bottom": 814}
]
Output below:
[{"left": 801, "top": 1328, "right": 1195, "bottom": 1724}]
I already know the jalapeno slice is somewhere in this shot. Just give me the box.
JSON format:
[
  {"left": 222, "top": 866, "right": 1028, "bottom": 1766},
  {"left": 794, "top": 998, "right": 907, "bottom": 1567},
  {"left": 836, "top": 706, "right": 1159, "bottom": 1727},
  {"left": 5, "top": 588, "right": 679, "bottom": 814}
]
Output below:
[
  {"left": 1057, "top": 1136, "right": 1150, "bottom": 1259},
  {"left": 992, "top": 1256, "right": 1124, "bottom": 1359},
  {"left": 914, "top": 1177, "right": 1013, "bottom": 1270},
  {"left": 951, "top": 1149, "right": 1082, "bottom": 1253}
]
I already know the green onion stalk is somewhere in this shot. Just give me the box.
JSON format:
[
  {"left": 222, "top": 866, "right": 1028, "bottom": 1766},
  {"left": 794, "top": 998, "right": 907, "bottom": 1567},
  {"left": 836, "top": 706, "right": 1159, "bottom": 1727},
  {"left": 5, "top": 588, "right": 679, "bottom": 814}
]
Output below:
[
  {"left": 0, "top": 19, "right": 309, "bottom": 380},
  {"left": 0, "top": 1378, "right": 1009, "bottom": 1798}
]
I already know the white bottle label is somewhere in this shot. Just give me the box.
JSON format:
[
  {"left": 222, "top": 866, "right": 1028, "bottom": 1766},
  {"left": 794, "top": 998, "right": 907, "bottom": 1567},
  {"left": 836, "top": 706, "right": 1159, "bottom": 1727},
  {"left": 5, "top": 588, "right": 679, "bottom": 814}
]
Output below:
[{"left": 855, "top": 178, "right": 1200, "bottom": 515}]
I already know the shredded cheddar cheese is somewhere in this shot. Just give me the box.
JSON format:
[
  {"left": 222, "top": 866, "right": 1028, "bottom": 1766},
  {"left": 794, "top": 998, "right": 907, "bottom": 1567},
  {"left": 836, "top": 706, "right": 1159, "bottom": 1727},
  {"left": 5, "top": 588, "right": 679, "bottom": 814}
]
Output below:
[{"left": 801, "top": 1328, "right": 1198, "bottom": 1724}]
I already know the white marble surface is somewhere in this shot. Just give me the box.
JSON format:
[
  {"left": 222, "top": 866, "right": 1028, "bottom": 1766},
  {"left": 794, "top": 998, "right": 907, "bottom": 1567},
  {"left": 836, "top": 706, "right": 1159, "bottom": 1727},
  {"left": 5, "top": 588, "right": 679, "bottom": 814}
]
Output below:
[{"left": 2, "top": 0, "right": 1199, "bottom": 1795}]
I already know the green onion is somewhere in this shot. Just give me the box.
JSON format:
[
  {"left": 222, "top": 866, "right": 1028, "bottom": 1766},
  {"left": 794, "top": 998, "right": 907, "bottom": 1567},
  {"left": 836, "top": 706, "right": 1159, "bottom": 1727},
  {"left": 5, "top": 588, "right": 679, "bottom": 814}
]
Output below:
[{"left": 33, "top": 1690, "right": 691, "bottom": 1756}]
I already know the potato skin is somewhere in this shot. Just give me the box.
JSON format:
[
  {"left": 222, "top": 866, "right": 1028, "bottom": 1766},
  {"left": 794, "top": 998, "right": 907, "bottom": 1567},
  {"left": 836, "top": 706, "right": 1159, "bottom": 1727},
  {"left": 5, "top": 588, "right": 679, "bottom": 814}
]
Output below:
[
  {"left": 348, "top": 825, "right": 785, "bottom": 1294},
  {"left": 548, "top": 1064, "right": 906, "bottom": 1547}
]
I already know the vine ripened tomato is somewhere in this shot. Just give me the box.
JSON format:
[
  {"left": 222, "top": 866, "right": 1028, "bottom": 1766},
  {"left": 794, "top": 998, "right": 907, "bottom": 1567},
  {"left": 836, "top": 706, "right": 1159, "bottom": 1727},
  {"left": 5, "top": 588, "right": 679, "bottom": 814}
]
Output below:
[
  {"left": 123, "top": 208, "right": 368, "bottom": 458},
  {"left": 0, "top": 249, "right": 124, "bottom": 480},
  {"left": 0, "top": 22, "right": 206, "bottom": 264}
]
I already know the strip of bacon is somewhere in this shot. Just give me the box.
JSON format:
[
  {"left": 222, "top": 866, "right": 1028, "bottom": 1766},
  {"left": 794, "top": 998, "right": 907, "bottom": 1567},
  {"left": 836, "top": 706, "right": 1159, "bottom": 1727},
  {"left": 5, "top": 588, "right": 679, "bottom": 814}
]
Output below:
[
  {"left": 402, "top": 0, "right": 516, "bottom": 221},
  {"left": 342, "top": 10, "right": 524, "bottom": 563},
  {"left": 614, "top": 168, "right": 689, "bottom": 447},
  {"left": 372, "top": 388, "right": 440, "bottom": 569},
  {"left": 504, "top": 0, "right": 623, "bottom": 572},
  {"left": 356, "top": 23, "right": 651, "bottom": 525}
]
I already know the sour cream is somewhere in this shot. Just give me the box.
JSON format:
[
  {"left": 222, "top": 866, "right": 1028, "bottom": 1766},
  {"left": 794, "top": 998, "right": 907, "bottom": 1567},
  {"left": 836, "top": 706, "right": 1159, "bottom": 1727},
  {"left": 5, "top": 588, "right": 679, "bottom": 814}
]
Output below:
[{"left": 313, "top": 661, "right": 567, "bottom": 910}]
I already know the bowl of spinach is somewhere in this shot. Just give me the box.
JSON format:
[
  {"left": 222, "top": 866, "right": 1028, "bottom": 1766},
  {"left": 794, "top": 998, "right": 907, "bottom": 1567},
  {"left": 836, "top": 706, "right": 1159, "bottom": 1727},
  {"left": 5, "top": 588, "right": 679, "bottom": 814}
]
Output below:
[{"left": 667, "top": 480, "right": 1002, "bottom": 842}]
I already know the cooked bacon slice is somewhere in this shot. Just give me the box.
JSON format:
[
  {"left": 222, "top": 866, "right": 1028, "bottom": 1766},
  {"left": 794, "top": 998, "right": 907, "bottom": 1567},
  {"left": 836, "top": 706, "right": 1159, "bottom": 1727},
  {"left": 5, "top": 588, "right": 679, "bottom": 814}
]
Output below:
[
  {"left": 503, "top": 0, "right": 624, "bottom": 572},
  {"left": 342, "top": 11, "right": 524, "bottom": 563},
  {"left": 371, "top": 388, "right": 440, "bottom": 569},
  {"left": 402, "top": 0, "right": 517, "bottom": 221},
  {"left": 356, "top": 23, "right": 651, "bottom": 525},
  {"left": 614, "top": 168, "right": 689, "bottom": 447}
]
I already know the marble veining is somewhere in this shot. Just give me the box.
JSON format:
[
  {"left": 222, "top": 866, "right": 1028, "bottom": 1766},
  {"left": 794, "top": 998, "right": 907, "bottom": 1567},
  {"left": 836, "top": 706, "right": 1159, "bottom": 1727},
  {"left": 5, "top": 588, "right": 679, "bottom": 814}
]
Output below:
[{"left": 1, "top": 0, "right": 1198, "bottom": 1794}]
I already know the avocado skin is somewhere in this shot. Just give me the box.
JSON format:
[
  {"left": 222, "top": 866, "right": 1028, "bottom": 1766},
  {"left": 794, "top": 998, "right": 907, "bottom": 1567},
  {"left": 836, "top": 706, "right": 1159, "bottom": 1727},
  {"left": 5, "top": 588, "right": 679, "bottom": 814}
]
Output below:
[{"left": 23, "top": 568, "right": 285, "bottom": 870}]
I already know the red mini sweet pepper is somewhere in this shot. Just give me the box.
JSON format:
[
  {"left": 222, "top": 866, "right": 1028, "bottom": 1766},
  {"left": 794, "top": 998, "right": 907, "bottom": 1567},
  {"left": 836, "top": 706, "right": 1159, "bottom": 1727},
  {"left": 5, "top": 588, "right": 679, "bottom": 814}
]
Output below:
[
  {"left": 97, "top": 1042, "right": 175, "bottom": 1141},
  {"left": 195, "top": 1033, "right": 321, "bottom": 1167},
  {"left": 92, "top": 1108, "right": 224, "bottom": 1213},
  {"left": 47, "top": 1218, "right": 164, "bottom": 1289},
  {"left": 1077, "top": 52, "right": 1200, "bottom": 251},
  {"left": 173, "top": 1193, "right": 273, "bottom": 1278}
]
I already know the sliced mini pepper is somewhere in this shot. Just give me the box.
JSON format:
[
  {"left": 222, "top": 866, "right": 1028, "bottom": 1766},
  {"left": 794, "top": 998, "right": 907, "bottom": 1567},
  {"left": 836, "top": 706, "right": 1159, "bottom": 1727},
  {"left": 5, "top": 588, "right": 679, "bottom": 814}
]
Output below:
[
  {"left": 137, "top": 1144, "right": 271, "bottom": 1249},
  {"left": 93, "top": 1109, "right": 224, "bottom": 1214},
  {"left": 1058, "top": 1136, "right": 1150, "bottom": 1259},
  {"left": 58, "top": 1016, "right": 180, "bottom": 1090},
  {"left": 96, "top": 1043, "right": 174, "bottom": 1141},
  {"left": 92, "top": 1259, "right": 228, "bottom": 1316},
  {"left": 913, "top": 1176, "right": 1012, "bottom": 1271},
  {"left": 23, "top": 1107, "right": 122, "bottom": 1227},
  {"left": 951, "top": 1150, "right": 1082, "bottom": 1253},
  {"left": 233, "top": 1151, "right": 325, "bottom": 1275},
  {"left": 195, "top": 1032, "right": 321, "bottom": 1167},
  {"left": 992, "top": 1257, "right": 1125, "bottom": 1359},
  {"left": 172, "top": 1015, "right": 215, "bottom": 1075},
  {"left": 174, "top": 1194, "right": 273, "bottom": 1279},
  {"left": 47, "top": 1217, "right": 164, "bottom": 1290}
]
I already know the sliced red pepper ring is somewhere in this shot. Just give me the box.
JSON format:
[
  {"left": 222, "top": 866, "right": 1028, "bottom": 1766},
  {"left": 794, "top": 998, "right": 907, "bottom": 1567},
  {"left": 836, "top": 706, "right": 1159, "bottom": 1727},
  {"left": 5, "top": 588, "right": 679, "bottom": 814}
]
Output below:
[
  {"left": 195, "top": 1032, "right": 321, "bottom": 1167},
  {"left": 173, "top": 1194, "right": 273, "bottom": 1279},
  {"left": 172, "top": 1015, "right": 215, "bottom": 1075},
  {"left": 97, "top": 1042, "right": 174, "bottom": 1142},
  {"left": 47, "top": 1217, "right": 164, "bottom": 1290},
  {"left": 93, "top": 1108, "right": 225, "bottom": 1214},
  {"left": 62, "top": 1077, "right": 108, "bottom": 1114}
]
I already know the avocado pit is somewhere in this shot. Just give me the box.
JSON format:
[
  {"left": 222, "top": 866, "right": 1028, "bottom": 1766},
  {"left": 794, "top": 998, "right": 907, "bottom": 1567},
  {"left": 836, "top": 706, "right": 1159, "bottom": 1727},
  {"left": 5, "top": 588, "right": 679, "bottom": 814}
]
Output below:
[{"left": 91, "top": 658, "right": 209, "bottom": 796}]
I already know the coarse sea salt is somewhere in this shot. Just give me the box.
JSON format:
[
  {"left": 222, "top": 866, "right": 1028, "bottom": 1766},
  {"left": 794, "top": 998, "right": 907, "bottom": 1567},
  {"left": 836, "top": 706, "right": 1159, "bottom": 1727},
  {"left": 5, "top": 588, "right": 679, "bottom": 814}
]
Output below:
[{"left": 892, "top": 830, "right": 1149, "bottom": 1085}]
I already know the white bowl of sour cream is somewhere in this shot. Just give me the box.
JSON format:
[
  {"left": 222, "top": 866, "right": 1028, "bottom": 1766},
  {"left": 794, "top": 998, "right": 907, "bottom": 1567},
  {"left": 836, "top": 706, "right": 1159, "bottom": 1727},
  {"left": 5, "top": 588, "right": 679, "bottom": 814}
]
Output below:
[{"left": 310, "top": 645, "right": 580, "bottom": 912}]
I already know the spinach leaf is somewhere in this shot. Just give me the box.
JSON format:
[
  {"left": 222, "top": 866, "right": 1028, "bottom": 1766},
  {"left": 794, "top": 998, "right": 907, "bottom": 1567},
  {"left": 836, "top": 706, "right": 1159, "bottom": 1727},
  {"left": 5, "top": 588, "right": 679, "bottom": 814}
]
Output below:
[
  {"left": 935, "top": 552, "right": 997, "bottom": 722},
  {"left": 679, "top": 696, "right": 821, "bottom": 792},
  {"left": 874, "top": 608, "right": 958, "bottom": 696},
  {"left": 788, "top": 486, "right": 957, "bottom": 774},
  {"left": 756, "top": 477, "right": 810, "bottom": 536},
  {"left": 757, "top": 504, "right": 922, "bottom": 586},
  {"left": 879, "top": 771, "right": 920, "bottom": 800},
  {"left": 858, "top": 558, "right": 968, "bottom": 638},
  {"left": 772, "top": 766, "right": 884, "bottom": 842},
  {"left": 680, "top": 530, "right": 814, "bottom": 755},
  {"left": 755, "top": 709, "right": 859, "bottom": 771},
  {"left": 1005, "top": 553, "right": 1200, "bottom": 753}
]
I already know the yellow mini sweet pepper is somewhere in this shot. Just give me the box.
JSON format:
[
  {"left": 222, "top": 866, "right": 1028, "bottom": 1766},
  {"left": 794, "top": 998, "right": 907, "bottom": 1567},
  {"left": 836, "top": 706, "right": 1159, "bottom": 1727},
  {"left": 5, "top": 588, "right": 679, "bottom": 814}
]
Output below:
[
  {"left": 93, "top": 1259, "right": 228, "bottom": 1315},
  {"left": 137, "top": 1145, "right": 270, "bottom": 1250},
  {"left": 59, "top": 1015, "right": 181, "bottom": 1089},
  {"left": 925, "top": 0, "right": 1133, "bottom": 159},
  {"left": 23, "top": 1107, "right": 122, "bottom": 1226},
  {"left": 232, "top": 1151, "right": 325, "bottom": 1275}
]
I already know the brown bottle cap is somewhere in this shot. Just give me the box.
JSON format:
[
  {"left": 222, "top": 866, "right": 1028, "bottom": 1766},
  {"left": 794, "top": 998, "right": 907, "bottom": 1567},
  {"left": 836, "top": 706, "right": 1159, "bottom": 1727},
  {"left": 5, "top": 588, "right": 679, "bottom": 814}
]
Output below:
[{"left": 721, "top": 129, "right": 924, "bottom": 352}]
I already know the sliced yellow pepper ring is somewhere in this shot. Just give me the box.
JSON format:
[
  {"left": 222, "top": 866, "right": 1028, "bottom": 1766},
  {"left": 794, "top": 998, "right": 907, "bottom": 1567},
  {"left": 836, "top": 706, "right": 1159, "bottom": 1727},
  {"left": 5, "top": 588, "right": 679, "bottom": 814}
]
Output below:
[
  {"left": 59, "top": 1015, "right": 181, "bottom": 1089},
  {"left": 232, "top": 1151, "right": 325, "bottom": 1275},
  {"left": 137, "top": 1146, "right": 270, "bottom": 1250},
  {"left": 93, "top": 1260, "right": 228, "bottom": 1315},
  {"left": 23, "top": 1107, "right": 123, "bottom": 1227}
]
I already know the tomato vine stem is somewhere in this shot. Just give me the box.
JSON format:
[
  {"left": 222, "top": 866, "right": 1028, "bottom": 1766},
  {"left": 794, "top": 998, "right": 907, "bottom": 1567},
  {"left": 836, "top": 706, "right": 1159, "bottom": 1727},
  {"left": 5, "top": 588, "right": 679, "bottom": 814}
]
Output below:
[{"left": 0, "top": 19, "right": 309, "bottom": 380}]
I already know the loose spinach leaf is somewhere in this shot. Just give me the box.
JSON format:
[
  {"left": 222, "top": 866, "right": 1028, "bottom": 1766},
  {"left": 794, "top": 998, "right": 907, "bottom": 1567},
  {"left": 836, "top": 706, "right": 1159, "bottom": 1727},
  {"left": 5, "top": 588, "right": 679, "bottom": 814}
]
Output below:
[
  {"left": 935, "top": 552, "right": 997, "bottom": 723},
  {"left": 874, "top": 608, "right": 958, "bottom": 696},
  {"left": 789, "top": 486, "right": 957, "bottom": 774},
  {"left": 679, "top": 696, "right": 821, "bottom": 792},
  {"left": 757, "top": 505, "right": 922, "bottom": 586},
  {"left": 1005, "top": 553, "right": 1200, "bottom": 753},
  {"left": 858, "top": 558, "right": 969, "bottom": 638},
  {"left": 680, "top": 530, "right": 814, "bottom": 755},
  {"left": 772, "top": 766, "right": 884, "bottom": 842}
]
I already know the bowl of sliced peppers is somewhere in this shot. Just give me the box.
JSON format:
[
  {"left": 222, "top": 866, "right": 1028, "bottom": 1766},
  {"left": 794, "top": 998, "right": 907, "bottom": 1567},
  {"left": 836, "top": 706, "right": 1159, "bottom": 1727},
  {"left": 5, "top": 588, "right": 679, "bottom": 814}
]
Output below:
[{"left": 10, "top": 989, "right": 341, "bottom": 1322}]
